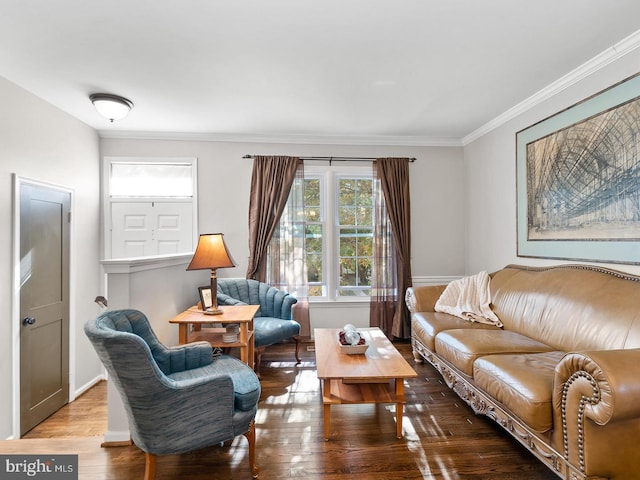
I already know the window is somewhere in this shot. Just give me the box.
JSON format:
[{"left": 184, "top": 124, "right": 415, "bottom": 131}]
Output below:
[
  {"left": 304, "top": 166, "right": 374, "bottom": 300},
  {"left": 110, "top": 162, "right": 194, "bottom": 197}
]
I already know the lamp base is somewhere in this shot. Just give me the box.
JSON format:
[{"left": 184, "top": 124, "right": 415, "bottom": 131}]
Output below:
[{"left": 203, "top": 308, "right": 223, "bottom": 315}]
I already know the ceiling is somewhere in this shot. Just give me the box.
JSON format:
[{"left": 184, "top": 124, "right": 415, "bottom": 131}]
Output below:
[{"left": 2, "top": 1, "right": 640, "bottom": 145}]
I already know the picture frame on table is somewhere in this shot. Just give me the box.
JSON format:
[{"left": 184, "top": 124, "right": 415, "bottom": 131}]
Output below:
[
  {"left": 516, "top": 72, "right": 640, "bottom": 264},
  {"left": 198, "top": 286, "right": 213, "bottom": 311}
]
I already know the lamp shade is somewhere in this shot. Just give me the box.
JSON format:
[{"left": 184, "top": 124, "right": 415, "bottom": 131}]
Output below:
[
  {"left": 186, "top": 233, "right": 236, "bottom": 270},
  {"left": 89, "top": 93, "right": 133, "bottom": 122}
]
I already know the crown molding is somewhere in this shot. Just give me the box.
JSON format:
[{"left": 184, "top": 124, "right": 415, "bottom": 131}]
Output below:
[
  {"left": 97, "top": 29, "right": 640, "bottom": 149},
  {"left": 462, "top": 28, "right": 640, "bottom": 146},
  {"left": 96, "top": 129, "right": 463, "bottom": 147}
]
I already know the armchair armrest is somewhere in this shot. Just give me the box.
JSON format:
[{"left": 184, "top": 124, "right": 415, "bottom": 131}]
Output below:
[
  {"left": 150, "top": 339, "right": 213, "bottom": 375},
  {"left": 405, "top": 285, "right": 447, "bottom": 313},
  {"left": 133, "top": 370, "right": 237, "bottom": 455},
  {"left": 217, "top": 292, "right": 248, "bottom": 306},
  {"left": 166, "top": 341, "right": 213, "bottom": 373},
  {"left": 554, "top": 349, "right": 640, "bottom": 424}
]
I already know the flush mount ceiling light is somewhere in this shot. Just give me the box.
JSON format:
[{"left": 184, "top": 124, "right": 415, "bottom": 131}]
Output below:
[{"left": 89, "top": 93, "right": 133, "bottom": 122}]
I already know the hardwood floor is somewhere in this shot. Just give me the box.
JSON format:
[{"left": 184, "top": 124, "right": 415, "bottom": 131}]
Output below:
[{"left": 2, "top": 342, "right": 557, "bottom": 479}]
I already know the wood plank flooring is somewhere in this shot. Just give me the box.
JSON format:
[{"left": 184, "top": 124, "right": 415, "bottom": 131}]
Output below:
[{"left": 2, "top": 341, "right": 557, "bottom": 479}]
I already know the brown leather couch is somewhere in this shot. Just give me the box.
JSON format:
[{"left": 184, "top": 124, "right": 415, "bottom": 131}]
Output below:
[{"left": 406, "top": 264, "right": 640, "bottom": 480}]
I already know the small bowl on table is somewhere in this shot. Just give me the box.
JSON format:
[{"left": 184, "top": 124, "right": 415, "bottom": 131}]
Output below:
[{"left": 338, "top": 330, "right": 369, "bottom": 355}]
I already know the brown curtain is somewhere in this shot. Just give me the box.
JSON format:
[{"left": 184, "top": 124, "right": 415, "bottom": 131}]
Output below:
[
  {"left": 246, "top": 156, "right": 300, "bottom": 281},
  {"left": 370, "top": 158, "right": 412, "bottom": 339}
]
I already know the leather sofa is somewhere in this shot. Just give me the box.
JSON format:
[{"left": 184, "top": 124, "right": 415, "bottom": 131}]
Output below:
[{"left": 406, "top": 264, "right": 640, "bottom": 480}]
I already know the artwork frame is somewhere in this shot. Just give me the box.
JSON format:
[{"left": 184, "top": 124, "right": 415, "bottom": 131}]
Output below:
[
  {"left": 198, "top": 286, "right": 213, "bottom": 310},
  {"left": 516, "top": 72, "right": 640, "bottom": 264}
]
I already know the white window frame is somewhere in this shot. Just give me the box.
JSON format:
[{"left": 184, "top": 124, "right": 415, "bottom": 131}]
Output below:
[
  {"left": 305, "top": 165, "right": 373, "bottom": 303},
  {"left": 102, "top": 157, "right": 199, "bottom": 260}
]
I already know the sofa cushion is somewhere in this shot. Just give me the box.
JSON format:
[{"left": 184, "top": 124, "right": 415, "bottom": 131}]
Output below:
[
  {"left": 435, "top": 329, "right": 554, "bottom": 376},
  {"left": 473, "top": 351, "right": 566, "bottom": 433},
  {"left": 412, "top": 311, "right": 499, "bottom": 350}
]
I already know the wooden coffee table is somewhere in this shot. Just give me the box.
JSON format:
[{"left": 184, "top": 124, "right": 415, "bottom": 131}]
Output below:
[{"left": 315, "top": 327, "right": 417, "bottom": 440}]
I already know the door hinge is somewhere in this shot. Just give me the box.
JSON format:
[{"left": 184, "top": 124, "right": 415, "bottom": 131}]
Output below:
[{"left": 68, "top": 211, "right": 71, "bottom": 223}]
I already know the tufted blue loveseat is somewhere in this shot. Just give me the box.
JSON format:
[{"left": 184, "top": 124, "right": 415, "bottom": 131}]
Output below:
[
  {"left": 217, "top": 278, "right": 301, "bottom": 375},
  {"left": 84, "top": 309, "right": 260, "bottom": 478}
]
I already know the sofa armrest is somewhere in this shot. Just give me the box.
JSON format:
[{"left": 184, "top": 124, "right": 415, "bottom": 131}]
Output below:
[
  {"left": 405, "top": 285, "right": 447, "bottom": 313},
  {"left": 554, "top": 349, "right": 640, "bottom": 425}
]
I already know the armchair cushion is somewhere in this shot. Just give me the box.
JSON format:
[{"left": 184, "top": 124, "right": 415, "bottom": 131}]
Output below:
[
  {"left": 168, "top": 355, "right": 261, "bottom": 411},
  {"left": 254, "top": 317, "right": 301, "bottom": 349}
]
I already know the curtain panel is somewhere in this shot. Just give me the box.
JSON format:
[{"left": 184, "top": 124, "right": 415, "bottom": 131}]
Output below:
[
  {"left": 246, "top": 155, "right": 310, "bottom": 336},
  {"left": 246, "top": 156, "right": 300, "bottom": 281},
  {"left": 370, "top": 157, "right": 412, "bottom": 339}
]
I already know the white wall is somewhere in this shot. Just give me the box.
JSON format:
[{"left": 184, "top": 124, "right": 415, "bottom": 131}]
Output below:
[
  {"left": 99, "top": 139, "right": 467, "bottom": 332},
  {"left": 464, "top": 48, "right": 640, "bottom": 276},
  {"left": 100, "top": 255, "right": 209, "bottom": 442},
  {"left": 0, "top": 77, "right": 103, "bottom": 439}
]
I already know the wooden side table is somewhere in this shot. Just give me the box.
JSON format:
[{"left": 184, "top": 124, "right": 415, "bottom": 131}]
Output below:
[{"left": 169, "top": 305, "right": 259, "bottom": 369}]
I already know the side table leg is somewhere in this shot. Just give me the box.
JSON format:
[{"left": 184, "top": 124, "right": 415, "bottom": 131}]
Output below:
[
  {"left": 239, "top": 323, "right": 249, "bottom": 365},
  {"left": 178, "top": 324, "right": 188, "bottom": 345}
]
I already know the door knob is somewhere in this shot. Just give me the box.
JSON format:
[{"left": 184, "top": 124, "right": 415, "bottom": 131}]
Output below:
[{"left": 22, "top": 317, "right": 36, "bottom": 326}]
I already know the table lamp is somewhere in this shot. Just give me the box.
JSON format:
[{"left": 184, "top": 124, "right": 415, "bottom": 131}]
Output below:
[{"left": 186, "top": 233, "right": 236, "bottom": 315}]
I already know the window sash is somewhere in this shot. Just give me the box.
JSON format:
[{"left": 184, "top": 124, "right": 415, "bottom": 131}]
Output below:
[{"left": 304, "top": 167, "right": 373, "bottom": 301}]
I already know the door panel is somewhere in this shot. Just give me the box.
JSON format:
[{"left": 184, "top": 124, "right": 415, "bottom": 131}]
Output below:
[
  {"left": 20, "top": 183, "right": 70, "bottom": 435},
  {"left": 111, "top": 201, "right": 193, "bottom": 258}
]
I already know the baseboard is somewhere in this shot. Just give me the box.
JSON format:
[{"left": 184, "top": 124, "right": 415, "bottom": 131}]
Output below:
[
  {"left": 75, "top": 374, "right": 106, "bottom": 399},
  {"left": 102, "top": 430, "right": 132, "bottom": 445}
]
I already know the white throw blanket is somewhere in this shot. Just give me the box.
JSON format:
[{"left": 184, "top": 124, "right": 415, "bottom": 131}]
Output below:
[{"left": 434, "top": 271, "right": 503, "bottom": 327}]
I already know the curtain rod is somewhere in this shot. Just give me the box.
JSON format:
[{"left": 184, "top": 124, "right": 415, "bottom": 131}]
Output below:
[{"left": 242, "top": 155, "right": 415, "bottom": 163}]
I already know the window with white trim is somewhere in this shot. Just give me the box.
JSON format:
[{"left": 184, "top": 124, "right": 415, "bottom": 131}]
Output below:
[{"left": 305, "top": 166, "right": 374, "bottom": 301}]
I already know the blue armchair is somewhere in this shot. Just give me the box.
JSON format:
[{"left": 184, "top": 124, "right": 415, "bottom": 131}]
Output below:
[
  {"left": 217, "top": 279, "right": 301, "bottom": 375},
  {"left": 84, "top": 309, "right": 260, "bottom": 479}
]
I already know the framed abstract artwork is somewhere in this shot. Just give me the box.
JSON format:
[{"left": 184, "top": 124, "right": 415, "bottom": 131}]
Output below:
[{"left": 516, "top": 72, "right": 640, "bottom": 264}]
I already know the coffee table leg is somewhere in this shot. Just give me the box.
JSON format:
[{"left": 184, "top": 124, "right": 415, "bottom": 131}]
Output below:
[
  {"left": 323, "top": 379, "right": 331, "bottom": 441},
  {"left": 323, "top": 404, "right": 331, "bottom": 441},
  {"left": 395, "top": 378, "right": 404, "bottom": 439}
]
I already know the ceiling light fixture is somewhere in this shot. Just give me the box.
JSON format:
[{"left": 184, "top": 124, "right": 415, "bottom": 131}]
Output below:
[{"left": 89, "top": 93, "right": 133, "bottom": 122}]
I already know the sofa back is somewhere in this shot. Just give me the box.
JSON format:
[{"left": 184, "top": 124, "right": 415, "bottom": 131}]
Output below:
[{"left": 490, "top": 264, "right": 640, "bottom": 352}]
